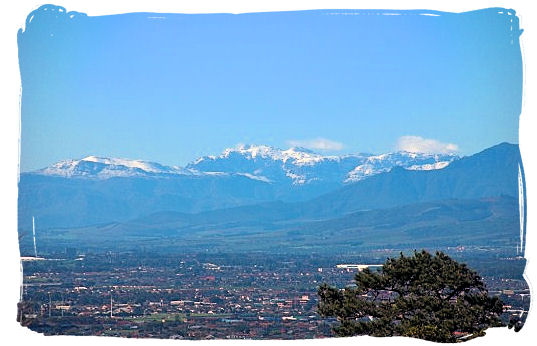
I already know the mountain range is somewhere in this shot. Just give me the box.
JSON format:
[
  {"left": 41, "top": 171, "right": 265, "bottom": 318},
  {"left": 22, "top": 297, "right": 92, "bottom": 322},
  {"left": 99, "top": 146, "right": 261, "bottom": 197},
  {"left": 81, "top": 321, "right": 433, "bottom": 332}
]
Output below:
[
  {"left": 41, "top": 196, "right": 515, "bottom": 254},
  {"left": 19, "top": 145, "right": 458, "bottom": 228},
  {"left": 34, "top": 144, "right": 457, "bottom": 183},
  {"left": 18, "top": 142, "right": 524, "bottom": 254}
]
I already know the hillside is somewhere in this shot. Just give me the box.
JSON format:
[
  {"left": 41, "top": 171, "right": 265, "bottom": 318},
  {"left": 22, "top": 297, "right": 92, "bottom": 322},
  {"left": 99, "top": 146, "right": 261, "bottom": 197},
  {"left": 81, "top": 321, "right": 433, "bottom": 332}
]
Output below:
[{"left": 28, "top": 196, "right": 519, "bottom": 254}]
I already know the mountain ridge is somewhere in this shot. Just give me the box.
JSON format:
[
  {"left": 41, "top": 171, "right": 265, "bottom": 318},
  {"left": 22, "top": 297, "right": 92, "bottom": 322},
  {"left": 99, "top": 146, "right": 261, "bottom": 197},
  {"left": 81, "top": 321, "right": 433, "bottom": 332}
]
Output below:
[
  {"left": 300, "top": 142, "right": 522, "bottom": 217},
  {"left": 18, "top": 142, "right": 521, "bottom": 230},
  {"left": 30, "top": 144, "right": 459, "bottom": 184},
  {"left": 27, "top": 196, "right": 519, "bottom": 254}
]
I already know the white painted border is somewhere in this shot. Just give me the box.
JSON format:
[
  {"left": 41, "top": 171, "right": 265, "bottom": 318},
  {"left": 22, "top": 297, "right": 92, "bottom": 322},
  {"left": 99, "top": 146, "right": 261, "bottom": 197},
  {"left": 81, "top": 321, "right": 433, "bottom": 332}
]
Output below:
[{"left": 1, "top": 1, "right": 535, "bottom": 346}]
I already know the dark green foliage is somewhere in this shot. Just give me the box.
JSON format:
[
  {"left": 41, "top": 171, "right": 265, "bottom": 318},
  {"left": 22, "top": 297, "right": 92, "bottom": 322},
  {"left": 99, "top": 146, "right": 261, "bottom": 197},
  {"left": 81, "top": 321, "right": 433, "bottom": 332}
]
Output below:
[
  {"left": 317, "top": 250, "right": 504, "bottom": 342},
  {"left": 508, "top": 315, "right": 523, "bottom": 332}
]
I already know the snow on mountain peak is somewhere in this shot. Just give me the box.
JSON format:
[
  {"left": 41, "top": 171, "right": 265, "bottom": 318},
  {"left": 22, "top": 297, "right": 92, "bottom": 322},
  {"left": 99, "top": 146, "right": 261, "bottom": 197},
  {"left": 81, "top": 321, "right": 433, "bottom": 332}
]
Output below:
[
  {"left": 344, "top": 151, "right": 457, "bottom": 182},
  {"left": 223, "top": 144, "right": 280, "bottom": 159},
  {"left": 79, "top": 156, "right": 174, "bottom": 174},
  {"left": 35, "top": 146, "right": 459, "bottom": 183},
  {"left": 38, "top": 156, "right": 188, "bottom": 179},
  {"left": 214, "top": 144, "right": 339, "bottom": 166}
]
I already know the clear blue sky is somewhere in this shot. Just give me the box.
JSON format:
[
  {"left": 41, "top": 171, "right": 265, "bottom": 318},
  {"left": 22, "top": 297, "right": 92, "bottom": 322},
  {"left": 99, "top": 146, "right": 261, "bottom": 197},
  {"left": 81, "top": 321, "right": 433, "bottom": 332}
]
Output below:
[{"left": 18, "top": 6, "right": 523, "bottom": 171}]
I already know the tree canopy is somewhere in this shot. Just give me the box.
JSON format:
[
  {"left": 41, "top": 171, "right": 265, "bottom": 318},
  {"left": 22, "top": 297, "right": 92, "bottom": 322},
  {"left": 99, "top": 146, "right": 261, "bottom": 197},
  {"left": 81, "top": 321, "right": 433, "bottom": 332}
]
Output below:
[{"left": 317, "top": 250, "right": 504, "bottom": 342}]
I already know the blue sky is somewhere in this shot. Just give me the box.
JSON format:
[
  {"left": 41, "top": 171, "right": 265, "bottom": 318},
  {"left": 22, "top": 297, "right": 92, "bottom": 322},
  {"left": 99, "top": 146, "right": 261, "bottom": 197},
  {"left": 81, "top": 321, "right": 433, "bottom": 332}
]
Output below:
[{"left": 18, "top": 6, "right": 523, "bottom": 171}]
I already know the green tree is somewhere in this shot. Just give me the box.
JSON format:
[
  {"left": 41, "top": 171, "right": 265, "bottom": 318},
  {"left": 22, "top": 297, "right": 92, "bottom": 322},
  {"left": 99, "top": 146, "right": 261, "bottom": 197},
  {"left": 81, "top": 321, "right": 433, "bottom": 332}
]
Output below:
[{"left": 318, "top": 250, "right": 504, "bottom": 342}]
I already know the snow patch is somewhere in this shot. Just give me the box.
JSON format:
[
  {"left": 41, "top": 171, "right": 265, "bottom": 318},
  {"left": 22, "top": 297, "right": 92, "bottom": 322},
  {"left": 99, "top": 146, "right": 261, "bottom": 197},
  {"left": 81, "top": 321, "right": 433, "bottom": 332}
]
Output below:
[{"left": 236, "top": 173, "right": 272, "bottom": 183}]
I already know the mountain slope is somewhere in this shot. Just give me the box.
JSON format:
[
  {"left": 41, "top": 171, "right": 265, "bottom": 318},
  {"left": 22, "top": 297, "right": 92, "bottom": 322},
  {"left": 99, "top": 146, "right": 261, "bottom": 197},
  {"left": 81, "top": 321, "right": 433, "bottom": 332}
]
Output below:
[
  {"left": 18, "top": 173, "right": 281, "bottom": 229},
  {"left": 20, "top": 143, "right": 523, "bottom": 254},
  {"left": 20, "top": 145, "right": 459, "bottom": 228},
  {"left": 127, "top": 142, "right": 523, "bottom": 226},
  {"left": 302, "top": 142, "right": 522, "bottom": 217},
  {"left": 29, "top": 196, "right": 519, "bottom": 254}
]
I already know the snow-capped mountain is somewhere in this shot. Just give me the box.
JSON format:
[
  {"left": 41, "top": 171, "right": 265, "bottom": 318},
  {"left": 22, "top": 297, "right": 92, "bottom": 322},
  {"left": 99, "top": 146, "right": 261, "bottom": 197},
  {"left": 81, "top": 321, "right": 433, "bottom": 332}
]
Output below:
[
  {"left": 37, "top": 156, "right": 191, "bottom": 179},
  {"left": 187, "top": 144, "right": 458, "bottom": 185},
  {"left": 196, "top": 144, "right": 343, "bottom": 166},
  {"left": 187, "top": 144, "right": 370, "bottom": 185},
  {"left": 19, "top": 143, "right": 518, "bottom": 230},
  {"left": 33, "top": 145, "right": 458, "bottom": 183},
  {"left": 345, "top": 152, "right": 455, "bottom": 183}
]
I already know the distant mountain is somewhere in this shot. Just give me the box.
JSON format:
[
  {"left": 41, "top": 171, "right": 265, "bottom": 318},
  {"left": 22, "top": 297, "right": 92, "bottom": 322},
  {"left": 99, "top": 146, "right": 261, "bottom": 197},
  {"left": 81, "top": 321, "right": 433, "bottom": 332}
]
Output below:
[
  {"left": 18, "top": 173, "right": 281, "bottom": 230},
  {"left": 19, "top": 142, "right": 523, "bottom": 255},
  {"left": 37, "top": 156, "right": 191, "bottom": 179},
  {"left": 33, "top": 144, "right": 457, "bottom": 184},
  {"left": 27, "top": 143, "right": 523, "bottom": 230},
  {"left": 345, "top": 151, "right": 452, "bottom": 183},
  {"left": 301, "top": 142, "right": 523, "bottom": 217},
  {"left": 186, "top": 144, "right": 457, "bottom": 184},
  {"left": 124, "top": 142, "right": 525, "bottom": 225},
  {"left": 30, "top": 196, "right": 519, "bottom": 254}
]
